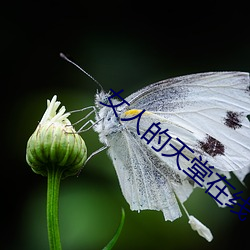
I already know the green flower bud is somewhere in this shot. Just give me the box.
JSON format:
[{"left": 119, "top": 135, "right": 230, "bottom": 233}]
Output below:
[{"left": 26, "top": 95, "right": 87, "bottom": 178}]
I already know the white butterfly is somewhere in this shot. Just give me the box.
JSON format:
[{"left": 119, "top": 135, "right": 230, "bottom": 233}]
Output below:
[{"left": 87, "top": 72, "right": 250, "bottom": 241}]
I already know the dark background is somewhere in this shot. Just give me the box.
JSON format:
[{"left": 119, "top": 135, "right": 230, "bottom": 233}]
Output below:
[{"left": 2, "top": 2, "right": 250, "bottom": 250}]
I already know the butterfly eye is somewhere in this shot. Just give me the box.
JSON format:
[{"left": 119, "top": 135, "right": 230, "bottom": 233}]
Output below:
[{"left": 103, "top": 97, "right": 109, "bottom": 104}]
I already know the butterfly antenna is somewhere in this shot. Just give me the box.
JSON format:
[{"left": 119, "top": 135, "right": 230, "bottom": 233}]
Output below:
[{"left": 60, "top": 53, "right": 104, "bottom": 91}]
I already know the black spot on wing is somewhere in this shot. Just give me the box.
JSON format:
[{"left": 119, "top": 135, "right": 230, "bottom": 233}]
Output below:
[
  {"left": 247, "top": 115, "right": 250, "bottom": 122},
  {"left": 246, "top": 84, "right": 250, "bottom": 94},
  {"left": 224, "top": 111, "right": 243, "bottom": 130},
  {"left": 199, "top": 135, "right": 225, "bottom": 157}
]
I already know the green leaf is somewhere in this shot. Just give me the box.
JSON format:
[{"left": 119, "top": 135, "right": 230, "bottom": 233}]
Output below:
[{"left": 102, "top": 208, "right": 125, "bottom": 250}]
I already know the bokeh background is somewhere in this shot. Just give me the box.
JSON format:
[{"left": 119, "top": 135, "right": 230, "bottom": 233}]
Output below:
[{"left": 2, "top": 2, "right": 250, "bottom": 250}]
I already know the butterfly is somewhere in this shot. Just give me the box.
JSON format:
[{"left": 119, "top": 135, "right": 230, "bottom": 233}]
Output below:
[{"left": 92, "top": 72, "right": 250, "bottom": 223}]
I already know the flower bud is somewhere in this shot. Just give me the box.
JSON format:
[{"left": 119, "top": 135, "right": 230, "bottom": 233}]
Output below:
[{"left": 26, "top": 95, "right": 87, "bottom": 178}]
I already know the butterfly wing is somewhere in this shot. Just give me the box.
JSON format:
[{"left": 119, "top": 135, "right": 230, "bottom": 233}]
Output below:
[
  {"left": 106, "top": 121, "right": 194, "bottom": 221},
  {"left": 124, "top": 72, "right": 250, "bottom": 174}
]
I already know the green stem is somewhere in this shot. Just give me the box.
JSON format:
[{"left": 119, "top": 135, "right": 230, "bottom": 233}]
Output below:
[{"left": 47, "top": 165, "right": 63, "bottom": 250}]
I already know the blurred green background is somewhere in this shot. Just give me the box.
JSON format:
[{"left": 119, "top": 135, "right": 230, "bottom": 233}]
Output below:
[{"left": 2, "top": 2, "right": 250, "bottom": 250}]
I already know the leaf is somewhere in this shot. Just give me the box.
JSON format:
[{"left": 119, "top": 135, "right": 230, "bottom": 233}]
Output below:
[{"left": 102, "top": 208, "right": 125, "bottom": 250}]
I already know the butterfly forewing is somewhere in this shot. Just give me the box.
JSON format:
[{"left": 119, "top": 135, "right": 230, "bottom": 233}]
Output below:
[{"left": 124, "top": 72, "right": 250, "bottom": 172}]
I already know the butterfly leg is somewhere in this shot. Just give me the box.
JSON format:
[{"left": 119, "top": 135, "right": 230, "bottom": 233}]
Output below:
[
  {"left": 68, "top": 106, "right": 101, "bottom": 132},
  {"left": 85, "top": 145, "right": 108, "bottom": 165},
  {"left": 77, "top": 145, "right": 108, "bottom": 176},
  {"left": 70, "top": 106, "right": 96, "bottom": 126}
]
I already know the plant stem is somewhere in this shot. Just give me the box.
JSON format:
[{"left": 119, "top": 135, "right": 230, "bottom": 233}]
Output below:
[{"left": 47, "top": 165, "right": 63, "bottom": 250}]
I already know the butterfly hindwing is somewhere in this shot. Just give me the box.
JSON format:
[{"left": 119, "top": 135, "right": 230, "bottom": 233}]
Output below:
[{"left": 107, "top": 125, "right": 189, "bottom": 221}]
